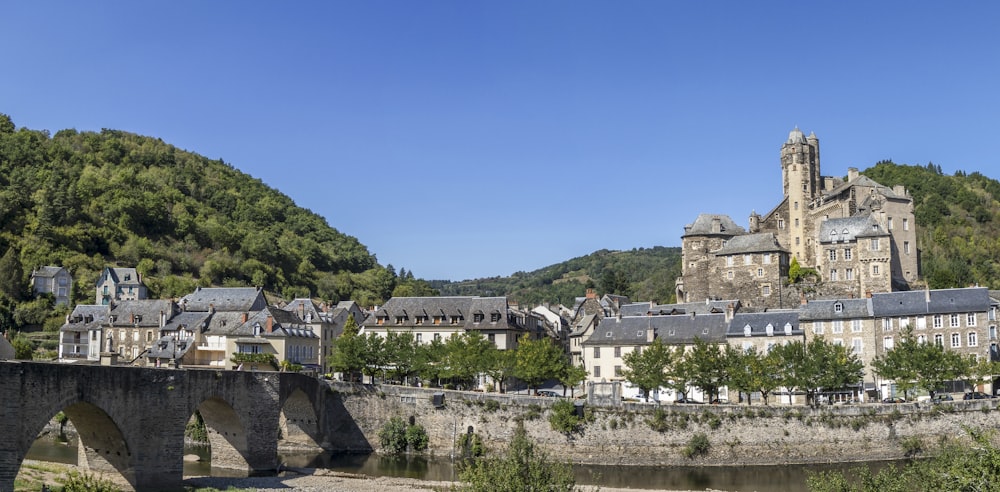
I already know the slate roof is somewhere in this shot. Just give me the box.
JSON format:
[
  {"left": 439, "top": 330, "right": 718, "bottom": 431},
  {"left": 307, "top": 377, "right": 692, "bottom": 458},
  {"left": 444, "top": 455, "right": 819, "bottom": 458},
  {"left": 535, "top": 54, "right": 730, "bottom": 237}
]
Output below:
[
  {"left": 682, "top": 214, "right": 746, "bottom": 237},
  {"left": 871, "top": 288, "right": 993, "bottom": 317},
  {"left": 818, "top": 215, "right": 886, "bottom": 244},
  {"left": 202, "top": 311, "right": 253, "bottom": 336},
  {"left": 264, "top": 308, "right": 319, "bottom": 339},
  {"left": 160, "top": 311, "right": 212, "bottom": 333},
  {"left": 98, "top": 267, "right": 143, "bottom": 287},
  {"left": 365, "top": 296, "right": 514, "bottom": 330},
  {"left": 585, "top": 313, "right": 729, "bottom": 346},
  {"left": 798, "top": 298, "right": 873, "bottom": 321},
  {"left": 822, "top": 175, "right": 905, "bottom": 202},
  {"left": 180, "top": 287, "right": 265, "bottom": 312},
  {"left": 108, "top": 300, "right": 177, "bottom": 327},
  {"left": 569, "top": 313, "right": 598, "bottom": 337},
  {"left": 283, "top": 298, "right": 322, "bottom": 322},
  {"left": 32, "top": 266, "right": 65, "bottom": 278},
  {"left": 727, "top": 311, "right": 802, "bottom": 337},
  {"left": 713, "top": 233, "right": 786, "bottom": 255},
  {"left": 60, "top": 305, "right": 108, "bottom": 333},
  {"left": 147, "top": 335, "right": 194, "bottom": 359}
]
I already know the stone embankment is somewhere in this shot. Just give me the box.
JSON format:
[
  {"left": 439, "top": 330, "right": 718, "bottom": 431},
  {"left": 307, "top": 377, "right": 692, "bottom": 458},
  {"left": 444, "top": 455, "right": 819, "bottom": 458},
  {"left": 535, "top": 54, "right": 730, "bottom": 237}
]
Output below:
[{"left": 327, "top": 383, "right": 1000, "bottom": 466}]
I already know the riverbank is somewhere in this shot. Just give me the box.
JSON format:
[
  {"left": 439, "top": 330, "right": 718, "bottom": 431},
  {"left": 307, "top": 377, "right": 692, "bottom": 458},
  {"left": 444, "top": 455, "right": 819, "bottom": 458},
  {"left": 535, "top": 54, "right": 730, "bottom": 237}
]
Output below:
[{"left": 18, "top": 460, "right": 713, "bottom": 492}]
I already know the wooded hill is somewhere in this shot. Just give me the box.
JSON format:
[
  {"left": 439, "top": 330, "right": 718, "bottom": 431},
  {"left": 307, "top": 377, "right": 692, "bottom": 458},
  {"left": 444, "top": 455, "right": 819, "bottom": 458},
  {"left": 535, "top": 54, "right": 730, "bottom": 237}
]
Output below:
[
  {"left": 0, "top": 113, "right": 434, "bottom": 332},
  {"left": 436, "top": 162, "right": 1000, "bottom": 307}
]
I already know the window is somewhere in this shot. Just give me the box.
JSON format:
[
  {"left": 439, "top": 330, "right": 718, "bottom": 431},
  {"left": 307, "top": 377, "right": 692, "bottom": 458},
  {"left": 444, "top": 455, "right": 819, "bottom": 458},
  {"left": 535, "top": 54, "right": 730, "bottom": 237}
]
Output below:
[
  {"left": 762, "top": 284, "right": 771, "bottom": 296},
  {"left": 727, "top": 257, "right": 734, "bottom": 267},
  {"left": 830, "top": 270, "right": 839, "bottom": 281},
  {"left": 727, "top": 271, "right": 734, "bottom": 280},
  {"left": 415, "top": 316, "right": 425, "bottom": 325},
  {"left": 778, "top": 219, "right": 785, "bottom": 229},
  {"left": 884, "top": 336, "right": 894, "bottom": 350},
  {"left": 968, "top": 332, "right": 978, "bottom": 347},
  {"left": 491, "top": 313, "right": 501, "bottom": 322},
  {"left": 416, "top": 333, "right": 423, "bottom": 343},
  {"left": 917, "top": 334, "right": 927, "bottom": 344},
  {"left": 814, "top": 322, "right": 824, "bottom": 335},
  {"left": 904, "top": 241, "right": 910, "bottom": 255},
  {"left": 872, "top": 264, "right": 880, "bottom": 276},
  {"left": 882, "top": 318, "right": 892, "bottom": 331},
  {"left": 395, "top": 316, "right": 405, "bottom": 324},
  {"left": 845, "top": 268, "right": 853, "bottom": 280},
  {"left": 594, "top": 347, "right": 601, "bottom": 359},
  {"left": 870, "top": 238, "right": 880, "bottom": 251},
  {"left": 474, "top": 313, "right": 484, "bottom": 323},
  {"left": 844, "top": 248, "right": 852, "bottom": 260},
  {"left": 887, "top": 217, "right": 893, "bottom": 230},
  {"left": 614, "top": 346, "right": 621, "bottom": 358},
  {"left": 614, "top": 365, "right": 622, "bottom": 377},
  {"left": 933, "top": 315, "right": 943, "bottom": 328},
  {"left": 900, "top": 317, "right": 910, "bottom": 329},
  {"left": 951, "top": 333, "right": 961, "bottom": 348},
  {"left": 967, "top": 313, "right": 977, "bottom": 327},
  {"left": 794, "top": 201, "right": 799, "bottom": 210},
  {"left": 744, "top": 254, "right": 752, "bottom": 265},
  {"left": 903, "top": 218, "right": 909, "bottom": 231},
  {"left": 763, "top": 254, "right": 772, "bottom": 264},
  {"left": 833, "top": 338, "right": 844, "bottom": 346},
  {"left": 852, "top": 338, "right": 863, "bottom": 354},
  {"left": 934, "top": 334, "right": 944, "bottom": 346},
  {"left": 834, "top": 302, "right": 843, "bottom": 313},
  {"left": 757, "top": 268, "right": 764, "bottom": 277},
  {"left": 434, "top": 333, "right": 441, "bottom": 341},
  {"left": 991, "top": 326, "right": 997, "bottom": 340},
  {"left": 796, "top": 237, "right": 800, "bottom": 245},
  {"left": 916, "top": 317, "right": 927, "bottom": 329},
  {"left": 852, "top": 320, "right": 862, "bottom": 333},
  {"left": 488, "top": 333, "right": 496, "bottom": 343},
  {"left": 766, "top": 323, "right": 774, "bottom": 336},
  {"left": 794, "top": 218, "right": 800, "bottom": 227},
  {"left": 950, "top": 314, "right": 960, "bottom": 328},
  {"left": 593, "top": 366, "right": 601, "bottom": 378},
  {"left": 829, "top": 250, "right": 837, "bottom": 262},
  {"left": 433, "top": 316, "right": 442, "bottom": 325},
  {"left": 832, "top": 320, "right": 844, "bottom": 334}
]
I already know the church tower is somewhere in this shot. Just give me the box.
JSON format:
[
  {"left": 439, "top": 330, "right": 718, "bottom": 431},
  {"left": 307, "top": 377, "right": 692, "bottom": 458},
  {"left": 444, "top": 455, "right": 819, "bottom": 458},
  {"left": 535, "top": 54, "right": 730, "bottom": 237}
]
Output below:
[{"left": 780, "top": 128, "right": 820, "bottom": 266}]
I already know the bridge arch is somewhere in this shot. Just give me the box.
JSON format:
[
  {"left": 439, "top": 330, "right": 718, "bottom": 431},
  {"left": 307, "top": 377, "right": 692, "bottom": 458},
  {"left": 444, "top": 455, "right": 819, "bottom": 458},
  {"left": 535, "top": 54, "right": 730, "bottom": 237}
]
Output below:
[
  {"left": 279, "top": 388, "right": 321, "bottom": 448},
  {"left": 193, "top": 396, "right": 251, "bottom": 474}
]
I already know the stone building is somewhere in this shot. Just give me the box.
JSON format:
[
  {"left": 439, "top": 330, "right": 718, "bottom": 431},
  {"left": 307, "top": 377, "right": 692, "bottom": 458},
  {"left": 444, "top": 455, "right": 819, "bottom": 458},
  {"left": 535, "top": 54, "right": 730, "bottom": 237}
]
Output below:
[
  {"left": 676, "top": 129, "right": 919, "bottom": 309},
  {"left": 30, "top": 266, "right": 72, "bottom": 306}
]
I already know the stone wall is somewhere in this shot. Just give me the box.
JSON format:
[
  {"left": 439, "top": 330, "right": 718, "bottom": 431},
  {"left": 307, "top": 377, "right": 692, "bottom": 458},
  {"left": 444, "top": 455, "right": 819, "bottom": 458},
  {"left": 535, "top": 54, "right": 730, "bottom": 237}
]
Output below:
[{"left": 328, "top": 382, "right": 1000, "bottom": 466}]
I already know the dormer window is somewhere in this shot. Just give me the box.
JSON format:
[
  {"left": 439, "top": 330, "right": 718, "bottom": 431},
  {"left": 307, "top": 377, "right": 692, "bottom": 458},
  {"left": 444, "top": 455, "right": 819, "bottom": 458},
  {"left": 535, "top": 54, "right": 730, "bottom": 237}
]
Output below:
[
  {"left": 784, "top": 323, "right": 793, "bottom": 335},
  {"left": 395, "top": 316, "right": 405, "bottom": 324},
  {"left": 834, "top": 302, "right": 843, "bottom": 313},
  {"left": 490, "top": 313, "right": 501, "bottom": 323},
  {"left": 765, "top": 324, "right": 774, "bottom": 336},
  {"left": 474, "top": 313, "right": 484, "bottom": 323},
  {"left": 744, "top": 325, "right": 752, "bottom": 337}
]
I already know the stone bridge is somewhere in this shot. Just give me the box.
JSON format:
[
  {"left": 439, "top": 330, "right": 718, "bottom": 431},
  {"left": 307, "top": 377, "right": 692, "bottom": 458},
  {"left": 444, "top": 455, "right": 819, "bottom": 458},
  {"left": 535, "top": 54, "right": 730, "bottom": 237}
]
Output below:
[{"left": 0, "top": 360, "right": 369, "bottom": 492}]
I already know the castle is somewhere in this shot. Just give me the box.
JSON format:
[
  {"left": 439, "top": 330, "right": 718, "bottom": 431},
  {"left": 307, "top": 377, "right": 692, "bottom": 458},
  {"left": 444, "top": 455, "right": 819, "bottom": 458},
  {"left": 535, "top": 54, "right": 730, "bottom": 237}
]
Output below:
[{"left": 675, "top": 128, "right": 919, "bottom": 309}]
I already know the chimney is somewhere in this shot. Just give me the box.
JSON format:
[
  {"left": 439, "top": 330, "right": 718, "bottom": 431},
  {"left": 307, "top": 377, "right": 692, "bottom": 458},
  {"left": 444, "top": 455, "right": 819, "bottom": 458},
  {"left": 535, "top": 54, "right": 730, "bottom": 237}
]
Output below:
[
  {"left": 299, "top": 302, "right": 305, "bottom": 319},
  {"left": 130, "top": 313, "right": 135, "bottom": 324},
  {"left": 159, "top": 310, "right": 166, "bottom": 328},
  {"left": 848, "top": 167, "right": 859, "bottom": 181},
  {"left": 647, "top": 329, "right": 655, "bottom": 343},
  {"left": 241, "top": 312, "right": 248, "bottom": 323},
  {"left": 209, "top": 303, "right": 215, "bottom": 314},
  {"left": 925, "top": 287, "right": 931, "bottom": 304},
  {"left": 586, "top": 288, "right": 596, "bottom": 299},
  {"left": 711, "top": 217, "right": 721, "bottom": 233},
  {"left": 866, "top": 290, "right": 873, "bottom": 298},
  {"left": 725, "top": 303, "right": 734, "bottom": 323},
  {"left": 800, "top": 294, "right": 807, "bottom": 306},
  {"left": 266, "top": 315, "right": 273, "bottom": 333}
]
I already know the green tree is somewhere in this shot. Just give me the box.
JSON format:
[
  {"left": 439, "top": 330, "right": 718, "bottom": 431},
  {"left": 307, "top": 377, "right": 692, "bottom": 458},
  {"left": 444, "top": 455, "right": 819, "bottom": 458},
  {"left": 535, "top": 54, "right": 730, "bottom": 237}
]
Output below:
[
  {"left": 482, "top": 348, "right": 516, "bottom": 393},
  {"left": 675, "top": 338, "right": 728, "bottom": 402},
  {"left": 12, "top": 333, "right": 34, "bottom": 360},
  {"left": 328, "top": 315, "right": 364, "bottom": 381},
  {"left": 0, "top": 247, "right": 26, "bottom": 302},
  {"left": 456, "top": 421, "right": 579, "bottom": 492},
  {"left": 788, "top": 257, "right": 802, "bottom": 284},
  {"left": 622, "top": 338, "right": 675, "bottom": 401},
  {"left": 514, "top": 336, "right": 566, "bottom": 392},
  {"left": 383, "top": 331, "right": 419, "bottom": 384},
  {"left": 445, "top": 331, "right": 495, "bottom": 387},
  {"left": 415, "top": 336, "right": 449, "bottom": 386},
  {"left": 774, "top": 338, "right": 864, "bottom": 406},
  {"left": 725, "top": 345, "right": 781, "bottom": 405},
  {"left": 360, "top": 333, "right": 387, "bottom": 383},
  {"left": 558, "top": 363, "right": 588, "bottom": 397},
  {"left": 872, "top": 328, "right": 966, "bottom": 400}
]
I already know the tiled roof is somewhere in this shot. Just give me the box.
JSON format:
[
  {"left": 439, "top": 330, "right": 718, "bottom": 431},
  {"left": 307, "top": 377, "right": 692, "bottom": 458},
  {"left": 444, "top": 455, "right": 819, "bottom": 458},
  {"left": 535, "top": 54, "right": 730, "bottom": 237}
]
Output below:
[
  {"left": 364, "top": 296, "right": 514, "bottom": 330},
  {"left": 871, "top": 288, "right": 993, "bottom": 317},
  {"left": 161, "top": 312, "right": 211, "bottom": 333},
  {"left": 108, "top": 300, "right": 177, "bottom": 327},
  {"left": 713, "top": 233, "right": 786, "bottom": 255},
  {"left": 727, "top": 311, "right": 802, "bottom": 337},
  {"left": 585, "top": 313, "right": 729, "bottom": 346},
  {"left": 60, "top": 305, "right": 108, "bottom": 333},
  {"left": 682, "top": 214, "right": 746, "bottom": 237},
  {"left": 818, "top": 215, "right": 886, "bottom": 244},
  {"left": 180, "top": 287, "right": 265, "bottom": 312},
  {"left": 798, "top": 298, "right": 873, "bottom": 320}
]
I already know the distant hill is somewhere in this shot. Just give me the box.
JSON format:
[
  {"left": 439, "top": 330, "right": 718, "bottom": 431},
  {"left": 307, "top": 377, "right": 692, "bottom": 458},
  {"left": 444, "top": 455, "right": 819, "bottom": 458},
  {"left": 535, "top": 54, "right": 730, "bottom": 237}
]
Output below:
[
  {"left": 433, "top": 246, "right": 682, "bottom": 307},
  {"left": 434, "top": 162, "right": 1000, "bottom": 307},
  {"left": 0, "top": 113, "right": 434, "bottom": 329}
]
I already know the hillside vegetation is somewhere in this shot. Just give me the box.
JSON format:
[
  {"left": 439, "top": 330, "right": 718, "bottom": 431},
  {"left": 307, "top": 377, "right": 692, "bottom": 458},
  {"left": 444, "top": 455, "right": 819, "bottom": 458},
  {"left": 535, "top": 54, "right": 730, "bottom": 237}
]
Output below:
[{"left": 0, "top": 114, "right": 434, "bottom": 332}]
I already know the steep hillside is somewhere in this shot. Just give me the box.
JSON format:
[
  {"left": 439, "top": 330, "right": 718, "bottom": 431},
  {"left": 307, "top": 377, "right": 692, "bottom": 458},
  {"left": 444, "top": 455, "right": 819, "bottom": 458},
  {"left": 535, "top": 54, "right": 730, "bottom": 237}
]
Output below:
[
  {"left": 433, "top": 246, "right": 682, "bottom": 306},
  {"left": 0, "top": 113, "right": 434, "bottom": 329}
]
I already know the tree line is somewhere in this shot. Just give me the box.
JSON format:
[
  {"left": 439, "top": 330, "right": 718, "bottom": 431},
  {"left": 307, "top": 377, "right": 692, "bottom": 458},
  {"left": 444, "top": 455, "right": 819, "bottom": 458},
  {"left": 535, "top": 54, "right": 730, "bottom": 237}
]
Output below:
[{"left": 327, "top": 316, "right": 587, "bottom": 394}]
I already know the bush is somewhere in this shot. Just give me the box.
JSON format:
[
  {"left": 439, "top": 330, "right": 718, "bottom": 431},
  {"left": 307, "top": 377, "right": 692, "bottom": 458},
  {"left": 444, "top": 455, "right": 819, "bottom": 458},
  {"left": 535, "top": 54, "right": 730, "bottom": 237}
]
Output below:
[
  {"left": 548, "top": 399, "right": 582, "bottom": 434},
  {"left": 59, "top": 470, "right": 122, "bottom": 492},
  {"left": 379, "top": 416, "right": 428, "bottom": 454},
  {"left": 456, "top": 421, "right": 579, "bottom": 491},
  {"left": 648, "top": 407, "right": 670, "bottom": 432},
  {"left": 482, "top": 399, "right": 500, "bottom": 412},
  {"left": 456, "top": 431, "right": 485, "bottom": 458},
  {"left": 683, "top": 433, "right": 710, "bottom": 459},
  {"left": 405, "top": 423, "right": 429, "bottom": 451}
]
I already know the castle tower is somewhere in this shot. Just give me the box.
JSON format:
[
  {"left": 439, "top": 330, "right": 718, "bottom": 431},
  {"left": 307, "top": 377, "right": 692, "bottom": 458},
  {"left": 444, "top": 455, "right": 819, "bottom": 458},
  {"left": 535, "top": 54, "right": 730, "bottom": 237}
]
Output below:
[{"left": 780, "top": 128, "right": 820, "bottom": 265}]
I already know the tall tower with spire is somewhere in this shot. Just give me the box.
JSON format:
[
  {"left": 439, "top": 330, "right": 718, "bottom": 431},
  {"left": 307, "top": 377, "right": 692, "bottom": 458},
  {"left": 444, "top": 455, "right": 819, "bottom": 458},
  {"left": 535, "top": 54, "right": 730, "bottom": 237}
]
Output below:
[{"left": 780, "top": 127, "right": 820, "bottom": 265}]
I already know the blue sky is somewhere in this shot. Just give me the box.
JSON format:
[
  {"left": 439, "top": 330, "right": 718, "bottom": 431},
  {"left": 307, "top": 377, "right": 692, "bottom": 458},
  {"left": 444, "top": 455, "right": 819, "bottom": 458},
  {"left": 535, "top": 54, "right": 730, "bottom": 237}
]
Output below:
[{"left": 3, "top": 2, "right": 998, "bottom": 281}]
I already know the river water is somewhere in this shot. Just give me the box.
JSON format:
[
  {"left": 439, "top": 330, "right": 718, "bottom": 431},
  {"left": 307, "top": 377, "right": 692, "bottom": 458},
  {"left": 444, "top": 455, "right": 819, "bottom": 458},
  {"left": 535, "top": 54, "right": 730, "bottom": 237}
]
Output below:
[{"left": 26, "top": 436, "right": 888, "bottom": 492}]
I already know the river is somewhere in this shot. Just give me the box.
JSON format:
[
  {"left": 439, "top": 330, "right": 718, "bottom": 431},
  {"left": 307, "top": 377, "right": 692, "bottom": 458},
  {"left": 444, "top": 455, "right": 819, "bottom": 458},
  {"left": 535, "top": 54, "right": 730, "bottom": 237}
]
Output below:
[{"left": 26, "top": 435, "right": 890, "bottom": 492}]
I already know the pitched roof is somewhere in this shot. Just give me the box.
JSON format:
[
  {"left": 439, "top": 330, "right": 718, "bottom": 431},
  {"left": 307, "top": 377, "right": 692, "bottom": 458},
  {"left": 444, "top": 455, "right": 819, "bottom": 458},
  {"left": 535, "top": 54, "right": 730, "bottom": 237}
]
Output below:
[
  {"left": 32, "top": 266, "right": 66, "bottom": 278},
  {"left": 798, "top": 298, "right": 873, "bottom": 320},
  {"left": 585, "top": 313, "right": 729, "bottom": 346},
  {"left": 365, "top": 296, "right": 515, "bottom": 331},
  {"left": 60, "top": 305, "right": 108, "bottom": 333},
  {"left": 713, "top": 233, "right": 786, "bottom": 255},
  {"left": 180, "top": 287, "right": 265, "bottom": 312},
  {"left": 728, "top": 311, "right": 802, "bottom": 337},
  {"left": 871, "top": 287, "right": 993, "bottom": 317},
  {"left": 818, "top": 215, "right": 886, "bottom": 244},
  {"left": 98, "top": 267, "right": 143, "bottom": 287},
  {"left": 619, "top": 299, "right": 738, "bottom": 317},
  {"left": 108, "top": 300, "right": 177, "bottom": 327},
  {"left": 682, "top": 214, "right": 746, "bottom": 237}
]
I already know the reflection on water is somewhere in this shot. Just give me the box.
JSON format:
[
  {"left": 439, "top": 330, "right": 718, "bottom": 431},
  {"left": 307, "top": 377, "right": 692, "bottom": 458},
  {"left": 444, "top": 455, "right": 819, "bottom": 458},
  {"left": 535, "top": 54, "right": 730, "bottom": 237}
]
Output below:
[{"left": 27, "top": 437, "right": 894, "bottom": 492}]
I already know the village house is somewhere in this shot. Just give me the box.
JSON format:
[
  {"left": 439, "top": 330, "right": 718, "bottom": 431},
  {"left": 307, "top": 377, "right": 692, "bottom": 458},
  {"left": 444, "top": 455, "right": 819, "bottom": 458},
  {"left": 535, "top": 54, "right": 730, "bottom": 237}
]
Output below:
[
  {"left": 30, "top": 266, "right": 72, "bottom": 306},
  {"left": 95, "top": 267, "right": 147, "bottom": 305}
]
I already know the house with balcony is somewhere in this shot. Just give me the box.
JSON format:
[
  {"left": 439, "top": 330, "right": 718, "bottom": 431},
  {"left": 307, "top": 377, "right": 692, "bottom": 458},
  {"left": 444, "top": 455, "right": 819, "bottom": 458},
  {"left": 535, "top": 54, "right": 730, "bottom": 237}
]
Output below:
[
  {"left": 95, "top": 267, "right": 147, "bottom": 305},
  {"left": 58, "top": 305, "right": 109, "bottom": 361}
]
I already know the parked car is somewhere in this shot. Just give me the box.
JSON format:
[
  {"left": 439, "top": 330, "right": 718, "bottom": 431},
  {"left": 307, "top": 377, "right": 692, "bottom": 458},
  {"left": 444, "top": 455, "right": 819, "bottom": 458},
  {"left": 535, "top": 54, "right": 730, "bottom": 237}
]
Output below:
[
  {"left": 882, "top": 397, "right": 906, "bottom": 404},
  {"left": 931, "top": 394, "right": 954, "bottom": 402},
  {"left": 675, "top": 397, "right": 704, "bottom": 404},
  {"left": 536, "top": 390, "right": 560, "bottom": 397},
  {"left": 963, "top": 391, "right": 994, "bottom": 400}
]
